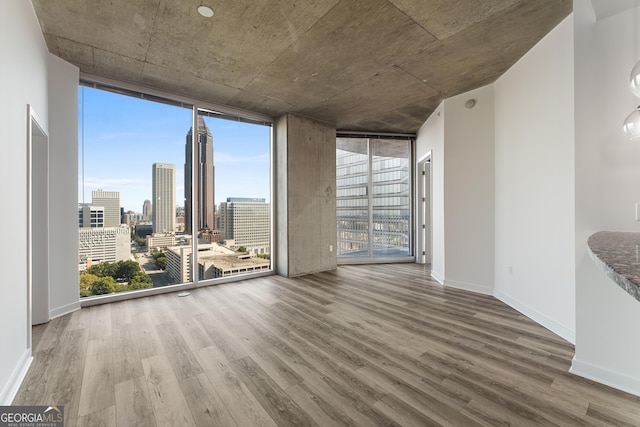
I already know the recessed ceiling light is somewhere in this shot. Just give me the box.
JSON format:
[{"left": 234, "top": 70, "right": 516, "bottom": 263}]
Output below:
[{"left": 197, "top": 5, "right": 214, "bottom": 18}]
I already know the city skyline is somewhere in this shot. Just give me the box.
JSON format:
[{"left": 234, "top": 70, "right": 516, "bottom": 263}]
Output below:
[{"left": 79, "top": 86, "right": 271, "bottom": 213}]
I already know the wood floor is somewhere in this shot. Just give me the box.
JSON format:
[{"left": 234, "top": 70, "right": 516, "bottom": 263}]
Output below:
[{"left": 14, "top": 264, "right": 640, "bottom": 426}]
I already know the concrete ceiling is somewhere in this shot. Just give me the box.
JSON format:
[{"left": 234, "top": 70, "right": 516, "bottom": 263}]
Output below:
[{"left": 32, "top": 0, "right": 572, "bottom": 133}]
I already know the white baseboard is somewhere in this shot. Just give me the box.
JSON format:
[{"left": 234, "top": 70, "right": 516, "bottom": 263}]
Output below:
[
  {"left": 0, "top": 349, "right": 33, "bottom": 405},
  {"left": 444, "top": 278, "right": 493, "bottom": 295},
  {"left": 431, "top": 270, "right": 444, "bottom": 284},
  {"left": 570, "top": 357, "right": 640, "bottom": 398},
  {"left": 50, "top": 300, "right": 81, "bottom": 320},
  {"left": 493, "top": 289, "right": 575, "bottom": 344}
]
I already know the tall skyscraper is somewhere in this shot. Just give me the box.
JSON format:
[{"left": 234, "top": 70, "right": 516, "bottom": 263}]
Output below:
[
  {"left": 142, "top": 199, "right": 152, "bottom": 222},
  {"left": 91, "top": 190, "right": 120, "bottom": 227},
  {"left": 185, "top": 117, "right": 215, "bottom": 234},
  {"left": 152, "top": 163, "right": 176, "bottom": 234}
]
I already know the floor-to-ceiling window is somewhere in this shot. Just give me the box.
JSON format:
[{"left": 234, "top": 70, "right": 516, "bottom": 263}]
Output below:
[
  {"left": 78, "top": 82, "right": 272, "bottom": 299},
  {"left": 336, "top": 135, "right": 413, "bottom": 262}
]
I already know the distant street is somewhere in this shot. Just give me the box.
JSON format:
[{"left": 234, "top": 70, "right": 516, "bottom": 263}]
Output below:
[{"left": 134, "top": 245, "right": 172, "bottom": 287}]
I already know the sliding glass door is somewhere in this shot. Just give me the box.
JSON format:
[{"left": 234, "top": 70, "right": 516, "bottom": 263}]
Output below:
[{"left": 337, "top": 136, "right": 413, "bottom": 262}]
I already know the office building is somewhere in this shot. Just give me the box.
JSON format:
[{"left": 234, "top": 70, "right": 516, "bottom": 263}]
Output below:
[
  {"left": 185, "top": 117, "right": 215, "bottom": 233},
  {"left": 78, "top": 205, "right": 104, "bottom": 228},
  {"left": 78, "top": 226, "right": 130, "bottom": 270},
  {"left": 219, "top": 197, "right": 270, "bottom": 255},
  {"left": 142, "top": 199, "right": 152, "bottom": 222},
  {"left": 151, "top": 163, "right": 176, "bottom": 234},
  {"left": 199, "top": 253, "right": 270, "bottom": 279},
  {"left": 146, "top": 233, "right": 176, "bottom": 252},
  {"left": 91, "top": 190, "right": 120, "bottom": 227}
]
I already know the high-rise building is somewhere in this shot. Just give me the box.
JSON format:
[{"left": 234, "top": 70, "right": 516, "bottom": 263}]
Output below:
[
  {"left": 91, "top": 190, "right": 120, "bottom": 227},
  {"left": 78, "top": 226, "right": 130, "bottom": 269},
  {"left": 142, "top": 199, "right": 152, "bottom": 222},
  {"left": 152, "top": 163, "right": 176, "bottom": 234},
  {"left": 219, "top": 197, "right": 270, "bottom": 255},
  {"left": 185, "top": 117, "right": 215, "bottom": 234},
  {"left": 78, "top": 205, "right": 104, "bottom": 228}
]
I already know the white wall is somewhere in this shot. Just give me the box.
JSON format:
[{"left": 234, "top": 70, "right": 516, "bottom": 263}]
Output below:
[
  {"left": 416, "top": 85, "right": 495, "bottom": 292},
  {"left": 416, "top": 104, "right": 445, "bottom": 282},
  {"left": 573, "top": 1, "right": 640, "bottom": 396},
  {"left": 443, "top": 86, "right": 495, "bottom": 294},
  {"left": 0, "top": 0, "right": 49, "bottom": 404},
  {"left": 48, "top": 53, "right": 80, "bottom": 319},
  {"left": 493, "top": 15, "right": 576, "bottom": 343}
]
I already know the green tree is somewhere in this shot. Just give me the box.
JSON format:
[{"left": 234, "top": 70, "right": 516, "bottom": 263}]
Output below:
[
  {"left": 79, "top": 273, "right": 99, "bottom": 297},
  {"left": 237, "top": 246, "right": 247, "bottom": 253},
  {"left": 91, "top": 276, "right": 117, "bottom": 295},
  {"left": 129, "top": 272, "right": 152, "bottom": 290},
  {"left": 87, "top": 262, "right": 117, "bottom": 278},
  {"left": 116, "top": 260, "right": 140, "bottom": 282},
  {"left": 155, "top": 255, "right": 167, "bottom": 270},
  {"left": 151, "top": 250, "right": 167, "bottom": 270}
]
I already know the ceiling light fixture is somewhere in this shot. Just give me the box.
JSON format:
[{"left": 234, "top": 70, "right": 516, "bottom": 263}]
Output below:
[
  {"left": 197, "top": 5, "right": 214, "bottom": 18},
  {"left": 623, "top": 60, "right": 640, "bottom": 140}
]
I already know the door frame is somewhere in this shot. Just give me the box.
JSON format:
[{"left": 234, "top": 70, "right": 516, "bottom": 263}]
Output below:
[
  {"left": 417, "top": 152, "right": 432, "bottom": 265},
  {"left": 27, "top": 104, "right": 50, "bottom": 349}
]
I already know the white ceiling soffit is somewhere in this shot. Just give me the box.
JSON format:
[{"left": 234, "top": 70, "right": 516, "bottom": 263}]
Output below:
[{"left": 590, "top": 0, "right": 640, "bottom": 21}]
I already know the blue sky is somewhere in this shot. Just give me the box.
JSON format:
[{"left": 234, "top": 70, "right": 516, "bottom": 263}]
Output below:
[{"left": 79, "top": 87, "right": 271, "bottom": 212}]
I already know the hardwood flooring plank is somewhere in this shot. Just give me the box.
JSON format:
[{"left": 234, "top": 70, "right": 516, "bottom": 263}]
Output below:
[
  {"left": 87, "top": 303, "right": 112, "bottom": 340},
  {"left": 131, "top": 311, "right": 165, "bottom": 360},
  {"left": 193, "top": 311, "right": 251, "bottom": 361},
  {"left": 551, "top": 373, "right": 640, "bottom": 418},
  {"left": 113, "top": 326, "right": 144, "bottom": 384},
  {"left": 142, "top": 354, "right": 197, "bottom": 427},
  {"left": 248, "top": 346, "right": 304, "bottom": 390},
  {"left": 157, "top": 321, "right": 203, "bottom": 380},
  {"left": 285, "top": 383, "right": 357, "bottom": 427},
  {"left": 372, "top": 393, "right": 443, "bottom": 427},
  {"left": 230, "top": 355, "right": 319, "bottom": 427},
  {"left": 271, "top": 346, "right": 395, "bottom": 427},
  {"left": 358, "top": 365, "right": 477, "bottom": 426},
  {"left": 586, "top": 402, "right": 640, "bottom": 427},
  {"left": 461, "top": 396, "right": 542, "bottom": 427},
  {"left": 281, "top": 330, "right": 388, "bottom": 405},
  {"left": 443, "top": 373, "right": 588, "bottom": 426},
  {"left": 78, "top": 347, "right": 114, "bottom": 417},
  {"left": 110, "top": 299, "right": 132, "bottom": 328},
  {"left": 195, "top": 345, "right": 278, "bottom": 427},
  {"left": 179, "top": 372, "right": 238, "bottom": 427},
  {"left": 77, "top": 405, "right": 116, "bottom": 427},
  {"left": 115, "top": 377, "right": 156, "bottom": 427}
]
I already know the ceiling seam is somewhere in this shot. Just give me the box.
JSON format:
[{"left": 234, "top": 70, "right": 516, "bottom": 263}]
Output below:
[
  {"left": 141, "top": 0, "right": 162, "bottom": 77},
  {"left": 234, "top": 0, "right": 345, "bottom": 94},
  {"left": 385, "top": 0, "right": 440, "bottom": 41}
]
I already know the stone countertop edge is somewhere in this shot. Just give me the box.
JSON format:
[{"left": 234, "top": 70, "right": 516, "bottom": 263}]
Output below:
[{"left": 587, "top": 231, "right": 640, "bottom": 303}]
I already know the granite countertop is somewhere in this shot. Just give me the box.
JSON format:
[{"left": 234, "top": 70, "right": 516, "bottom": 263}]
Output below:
[{"left": 587, "top": 231, "right": 640, "bottom": 302}]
